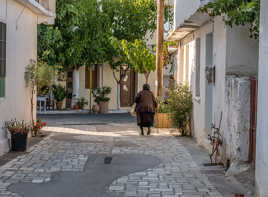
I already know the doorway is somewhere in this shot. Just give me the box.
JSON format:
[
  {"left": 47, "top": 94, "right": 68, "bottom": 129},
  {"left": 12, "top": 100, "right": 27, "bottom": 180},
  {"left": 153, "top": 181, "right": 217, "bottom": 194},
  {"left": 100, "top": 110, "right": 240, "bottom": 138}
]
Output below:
[
  {"left": 204, "top": 33, "right": 213, "bottom": 134},
  {"left": 120, "top": 70, "right": 136, "bottom": 107},
  {"left": 249, "top": 77, "right": 257, "bottom": 163}
]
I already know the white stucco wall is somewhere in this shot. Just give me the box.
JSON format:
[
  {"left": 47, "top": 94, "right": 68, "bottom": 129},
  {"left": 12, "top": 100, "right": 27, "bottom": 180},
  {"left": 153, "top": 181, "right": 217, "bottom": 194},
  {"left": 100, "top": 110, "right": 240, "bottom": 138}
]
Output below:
[
  {"left": 256, "top": 0, "right": 268, "bottom": 196},
  {"left": 226, "top": 25, "right": 259, "bottom": 76},
  {"left": 191, "top": 21, "right": 214, "bottom": 150},
  {"left": 174, "top": 0, "right": 202, "bottom": 30},
  {"left": 77, "top": 64, "right": 157, "bottom": 110},
  {"left": 183, "top": 16, "right": 254, "bottom": 163},
  {"left": 0, "top": 0, "right": 38, "bottom": 155},
  {"left": 223, "top": 76, "right": 250, "bottom": 162}
]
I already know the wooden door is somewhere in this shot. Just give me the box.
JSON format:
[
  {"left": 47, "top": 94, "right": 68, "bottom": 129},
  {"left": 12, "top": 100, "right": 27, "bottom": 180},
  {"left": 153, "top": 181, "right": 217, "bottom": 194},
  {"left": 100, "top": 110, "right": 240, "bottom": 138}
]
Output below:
[
  {"left": 249, "top": 77, "right": 257, "bottom": 163},
  {"left": 120, "top": 70, "right": 136, "bottom": 107},
  {"left": 66, "top": 70, "right": 73, "bottom": 109}
]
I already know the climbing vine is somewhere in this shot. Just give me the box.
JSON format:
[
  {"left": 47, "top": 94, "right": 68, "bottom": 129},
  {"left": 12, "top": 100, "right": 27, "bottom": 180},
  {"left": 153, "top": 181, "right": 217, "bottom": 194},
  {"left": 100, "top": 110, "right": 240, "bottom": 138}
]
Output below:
[{"left": 200, "top": 0, "right": 260, "bottom": 39}]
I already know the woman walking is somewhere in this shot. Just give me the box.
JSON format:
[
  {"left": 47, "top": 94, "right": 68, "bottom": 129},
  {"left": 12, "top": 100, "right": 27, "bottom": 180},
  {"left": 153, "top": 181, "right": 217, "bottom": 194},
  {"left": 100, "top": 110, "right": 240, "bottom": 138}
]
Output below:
[{"left": 135, "top": 84, "right": 157, "bottom": 136}]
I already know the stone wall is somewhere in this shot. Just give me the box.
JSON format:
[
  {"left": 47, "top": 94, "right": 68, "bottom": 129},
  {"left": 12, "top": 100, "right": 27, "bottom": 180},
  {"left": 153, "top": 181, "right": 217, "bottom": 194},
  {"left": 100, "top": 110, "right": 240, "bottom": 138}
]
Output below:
[{"left": 221, "top": 76, "right": 251, "bottom": 162}]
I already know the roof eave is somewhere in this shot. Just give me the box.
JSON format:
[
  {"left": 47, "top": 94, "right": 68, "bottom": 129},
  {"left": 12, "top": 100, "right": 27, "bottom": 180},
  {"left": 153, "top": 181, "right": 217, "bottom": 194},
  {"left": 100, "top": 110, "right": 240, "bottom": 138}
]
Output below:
[{"left": 15, "top": 0, "right": 55, "bottom": 18}]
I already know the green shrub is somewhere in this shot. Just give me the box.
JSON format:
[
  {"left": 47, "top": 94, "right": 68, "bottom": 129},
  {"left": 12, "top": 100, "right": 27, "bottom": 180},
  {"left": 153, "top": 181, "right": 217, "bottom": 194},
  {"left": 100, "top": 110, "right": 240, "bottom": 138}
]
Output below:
[
  {"left": 167, "top": 84, "right": 193, "bottom": 136},
  {"left": 52, "top": 85, "right": 67, "bottom": 102},
  {"left": 156, "top": 97, "right": 171, "bottom": 113},
  {"left": 92, "top": 86, "right": 112, "bottom": 104},
  {"left": 76, "top": 97, "right": 88, "bottom": 109}
]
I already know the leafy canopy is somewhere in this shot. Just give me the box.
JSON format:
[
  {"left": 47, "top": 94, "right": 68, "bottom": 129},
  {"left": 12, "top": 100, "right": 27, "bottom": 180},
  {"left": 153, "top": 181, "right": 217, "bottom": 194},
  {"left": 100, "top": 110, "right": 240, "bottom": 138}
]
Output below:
[
  {"left": 121, "top": 39, "right": 156, "bottom": 82},
  {"left": 38, "top": 0, "right": 109, "bottom": 69},
  {"left": 38, "top": 0, "right": 162, "bottom": 70},
  {"left": 200, "top": 0, "right": 260, "bottom": 39}
]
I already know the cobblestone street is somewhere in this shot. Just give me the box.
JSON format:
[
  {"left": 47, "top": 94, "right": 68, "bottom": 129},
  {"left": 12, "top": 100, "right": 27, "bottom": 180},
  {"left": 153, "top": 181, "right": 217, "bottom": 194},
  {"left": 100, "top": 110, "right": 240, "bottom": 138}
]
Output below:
[{"left": 0, "top": 114, "right": 244, "bottom": 197}]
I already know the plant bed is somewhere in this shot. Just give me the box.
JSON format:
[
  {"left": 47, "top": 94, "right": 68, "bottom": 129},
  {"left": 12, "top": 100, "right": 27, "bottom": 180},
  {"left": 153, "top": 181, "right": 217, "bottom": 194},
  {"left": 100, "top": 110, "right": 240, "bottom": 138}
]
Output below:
[
  {"left": 155, "top": 113, "right": 172, "bottom": 128},
  {"left": 155, "top": 84, "right": 193, "bottom": 134}
]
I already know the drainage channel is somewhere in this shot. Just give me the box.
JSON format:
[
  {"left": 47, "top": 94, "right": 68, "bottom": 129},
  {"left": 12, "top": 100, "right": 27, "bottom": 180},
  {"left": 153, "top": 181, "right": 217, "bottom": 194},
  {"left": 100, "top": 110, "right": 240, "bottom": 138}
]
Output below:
[{"left": 104, "top": 156, "right": 113, "bottom": 164}]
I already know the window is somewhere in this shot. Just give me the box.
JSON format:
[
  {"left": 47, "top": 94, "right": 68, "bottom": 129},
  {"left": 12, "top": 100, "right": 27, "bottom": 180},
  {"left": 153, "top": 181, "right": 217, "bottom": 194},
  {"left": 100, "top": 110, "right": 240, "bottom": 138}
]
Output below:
[
  {"left": 0, "top": 22, "right": 6, "bottom": 98},
  {"left": 195, "top": 38, "right": 201, "bottom": 97},
  {"left": 206, "top": 32, "right": 213, "bottom": 67},
  {"left": 85, "top": 66, "right": 99, "bottom": 89}
]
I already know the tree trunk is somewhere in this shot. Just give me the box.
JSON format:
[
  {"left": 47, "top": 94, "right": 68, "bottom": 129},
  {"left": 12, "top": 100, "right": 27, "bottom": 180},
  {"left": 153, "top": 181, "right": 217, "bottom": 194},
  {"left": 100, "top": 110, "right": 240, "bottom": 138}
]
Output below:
[
  {"left": 156, "top": 0, "right": 164, "bottom": 97},
  {"left": 31, "top": 86, "right": 35, "bottom": 136},
  {"left": 144, "top": 73, "right": 150, "bottom": 84},
  {"left": 117, "top": 83, "right": 120, "bottom": 111}
]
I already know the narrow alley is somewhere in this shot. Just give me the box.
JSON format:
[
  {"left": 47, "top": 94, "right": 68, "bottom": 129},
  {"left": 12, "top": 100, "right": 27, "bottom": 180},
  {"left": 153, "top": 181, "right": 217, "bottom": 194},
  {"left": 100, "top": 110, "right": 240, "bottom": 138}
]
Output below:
[{"left": 0, "top": 114, "right": 247, "bottom": 197}]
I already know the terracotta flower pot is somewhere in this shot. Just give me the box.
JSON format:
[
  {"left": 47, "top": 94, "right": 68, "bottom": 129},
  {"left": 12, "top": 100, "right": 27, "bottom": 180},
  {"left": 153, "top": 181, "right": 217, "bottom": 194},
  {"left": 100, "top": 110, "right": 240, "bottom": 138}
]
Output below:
[
  {"left": 99, "top": 101, "right": 109, "bottom": 114},
  {"left": 56, "top": 101, "right": 63, "bottom": 110},
  {"left": 74, "top": 105, "right": 79, "bottom": 110}
]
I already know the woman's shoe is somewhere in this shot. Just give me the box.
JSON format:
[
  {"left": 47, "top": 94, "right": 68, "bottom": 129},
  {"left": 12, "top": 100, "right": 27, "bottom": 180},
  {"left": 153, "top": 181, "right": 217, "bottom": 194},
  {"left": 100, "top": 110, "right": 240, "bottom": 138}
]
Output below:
[{"left": 147, "top": 127, "right": 151, "bottom": 136}]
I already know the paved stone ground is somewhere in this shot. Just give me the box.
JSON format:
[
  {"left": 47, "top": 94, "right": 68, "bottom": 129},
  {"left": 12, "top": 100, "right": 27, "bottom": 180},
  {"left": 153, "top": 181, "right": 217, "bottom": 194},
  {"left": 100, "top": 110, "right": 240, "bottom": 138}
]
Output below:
[{"left": 0, "top": 114, "right": 246, "bottom": 197}]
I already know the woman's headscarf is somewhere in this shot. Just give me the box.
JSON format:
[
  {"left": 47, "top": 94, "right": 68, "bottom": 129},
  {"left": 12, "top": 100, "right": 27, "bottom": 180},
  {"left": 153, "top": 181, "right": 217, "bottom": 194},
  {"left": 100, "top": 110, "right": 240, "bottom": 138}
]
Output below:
[{"left": 143, "top": 84, "right": 150, "bottom": 91}]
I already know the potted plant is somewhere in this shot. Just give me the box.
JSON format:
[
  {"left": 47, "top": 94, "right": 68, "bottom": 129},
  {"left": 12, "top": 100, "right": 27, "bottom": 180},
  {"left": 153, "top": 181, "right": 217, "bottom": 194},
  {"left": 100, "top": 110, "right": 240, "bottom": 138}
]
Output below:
[
  {"left": 32, "top": 119, "right": 47, "bottom": 137},
  {"left": 155, "top": 98, "right": 172, "bottom": 128},
  {"left": 52, "top": 85, "right": 67, "bottom": 110},
  {"left": 92, "top": 86, "right": 112, "bottom": 114},
  {"left": 5, "top": 120, "right": 31, "bottom": 152},
  {"left": 76, "top": 97, "right": 88, "bottom": 110}
]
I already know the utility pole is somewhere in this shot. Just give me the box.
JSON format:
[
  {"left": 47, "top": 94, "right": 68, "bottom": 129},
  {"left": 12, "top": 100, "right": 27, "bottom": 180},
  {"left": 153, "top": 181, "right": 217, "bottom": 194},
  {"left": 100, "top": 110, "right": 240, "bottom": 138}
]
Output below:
[
  {"left": 156, "top": 0, "right": 164, "bottom": 97},
  {"left": 89, "top": 67, "right": 93, "bottom": 113}
]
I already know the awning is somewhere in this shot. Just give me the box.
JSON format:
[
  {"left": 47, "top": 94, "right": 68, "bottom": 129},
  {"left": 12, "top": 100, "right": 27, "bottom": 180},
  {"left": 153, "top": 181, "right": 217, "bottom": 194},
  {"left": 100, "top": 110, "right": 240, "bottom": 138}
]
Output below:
[
  {"left": 166, "top": 24, "right": 200, "bottom": 41},
  {"left": 166, "top": 12, "right": 210, "bottom": 41}
]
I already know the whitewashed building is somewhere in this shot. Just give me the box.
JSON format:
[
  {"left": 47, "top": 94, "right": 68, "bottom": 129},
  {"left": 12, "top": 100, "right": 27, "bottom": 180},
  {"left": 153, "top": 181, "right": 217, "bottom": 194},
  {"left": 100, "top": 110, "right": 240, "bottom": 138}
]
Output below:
[
  {"left": 0, "top": 0, "right": 56, "bottom": 155},
  {"left": 256, "top": 0, "right": 268, "bottom": 196},
  {"left": 168, "top": 0, "right": 259, "bottom": 165}
]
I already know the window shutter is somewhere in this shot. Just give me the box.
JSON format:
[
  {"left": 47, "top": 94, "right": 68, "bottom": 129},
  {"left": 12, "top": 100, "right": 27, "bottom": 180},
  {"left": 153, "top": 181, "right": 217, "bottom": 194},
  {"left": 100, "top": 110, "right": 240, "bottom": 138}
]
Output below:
[
  {"left": 85, "top": 67, "right": 90, "bottom": 89},
  {"left": 85, "top": 66, "right": 99, "bottom": 89},
  {"left": 0, "top": 22, "right": 6, "bottom": 78},
  {"left": 206, "top": 33, "right": 213, "bottom": 66},
  {"left": 195, "top": 38, "right": 201, "bottom": 97},
  {"left": 0, "top": 22, "right": 6, "bottom": 97}
]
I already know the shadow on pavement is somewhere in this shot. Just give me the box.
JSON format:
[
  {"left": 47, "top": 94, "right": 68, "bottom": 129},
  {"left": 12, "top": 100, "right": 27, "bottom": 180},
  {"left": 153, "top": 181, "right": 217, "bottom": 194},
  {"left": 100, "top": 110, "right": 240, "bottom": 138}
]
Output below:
[{"left": 9, "top": 154, "right": 161, "bottom": 197}]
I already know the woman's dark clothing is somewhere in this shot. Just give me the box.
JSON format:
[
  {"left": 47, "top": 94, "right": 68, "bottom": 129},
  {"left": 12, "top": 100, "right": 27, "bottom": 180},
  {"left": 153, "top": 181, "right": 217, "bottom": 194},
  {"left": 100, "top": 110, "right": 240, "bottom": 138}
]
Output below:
[{"left": 135, "top": 90, "right": 157, "bottom": 128}]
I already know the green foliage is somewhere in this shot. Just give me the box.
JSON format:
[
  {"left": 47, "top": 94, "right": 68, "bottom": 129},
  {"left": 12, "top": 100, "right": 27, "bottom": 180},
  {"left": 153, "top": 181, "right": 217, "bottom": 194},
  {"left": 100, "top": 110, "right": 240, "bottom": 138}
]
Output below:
[
  {"left": 167, "top": 84, "right": 192, "bottom": 136},
  {"left": 52, "top": 85, "right": 67, "bottom": 102},
  {"left": 38, "top": 0, "right": 108, "bottom": 69},
  {"left": 109, "top": 37, "right": 132, "bottom": 72},
  {"left": 102, "top": 0, "right": 157, "bottom": 42},
  {"left": 38, "top": 25, "right": 63, "bottom": 66},
  {"left": 200, "top": 0, "right": 260, "bottom": 39},
  {"left": 92, "top": 86, "right": 112, "bottom": 104},
  {"left": 121, "top": 39, "right": 156, "bottom": 83},
  {"left": 38, "top": 0, "right": 171, "bottom": 71},
  {"left": 76, "top": 97, "right": 88, "bottom": 109},
  {"left": 25, "top": 59, "right": 55, "bottom": 92},
  {"left": 156, "top": 98, "right": 171, "bottom": 113},
  {"left": 163, "top": 41, "right": 177, "bottom": 67}
]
